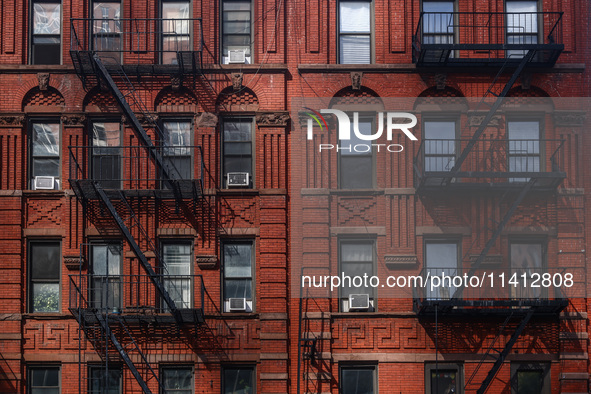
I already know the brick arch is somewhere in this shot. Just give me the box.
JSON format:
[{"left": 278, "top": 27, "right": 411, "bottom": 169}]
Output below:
[
  {"left": 414, "top": 86, "right": 468, "bottom": 109},
  {"left": 154, "top": 87, "right": 198, "bottom": 112},
  {"left": 215, "top": 87, "right": 259, "bottom": 112},
  {"left": 21, "top": 87, "right": 66, "bottom": 111},
  {"left": 83, "top": 87, "right": 120, "bottom": 113},
  {"left": 504, "top": 85, "right": 553, "bottom": 108},
  {"left": 329, "top": 86, "right": 384, "bottom": 107}
]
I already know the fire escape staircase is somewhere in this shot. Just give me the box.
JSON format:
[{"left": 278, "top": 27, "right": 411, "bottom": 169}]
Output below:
[{"left": 69, "top": 53, "right": 203, "bottom": 394}]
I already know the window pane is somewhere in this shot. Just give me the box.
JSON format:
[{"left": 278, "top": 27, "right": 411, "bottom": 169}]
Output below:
[
  {"left": 506, "top": 1, "right": 538, "bottom": 33},
  {"left": 342, "top": 368, "right": 374, "bottom": 394},
  {"left": 430, "top": 369, "right": 458, "bottom": 394},
  {"left": 223, "top": 367, "right": 254, "bottom": 394},
  {"left": 224, "top": 121, "right": 252, "bottom": 141},
  {"left": 426, "top": 243, "right": 457, "bottom": 299},
  {"left": 93, "top": 2, "right": 121, "bottom": 22},
  {"left": 90, "top": 368, "right": 121, "bottom": 394},
  {"left": 31, "top": 367, "right": 60, "bottom": 386},
  {"left": 517, "top": 370, "right": 543, "bottom": 394},
  {"left": 224, "top": 157, "right": 252, "bottom": 175},
  {"left": 33, "top": 3, "right": 61, "bottom": 34},
  {"left": 423, "top": 2, "right": 454, "bottom": 34},
  {"left": 224, "top": 278, "right": 252, "bottom": 299},
  {"left": 340, "top": 156, "right": 372, "bottom": 188},
  {"left": 92, "top": 122, "right": 121, "bottom": 149},
  {"left": 511, "top": 243, "right": 542, "bottom": 270},
  {"left": 224, "top": 244, "right": 252, "bottom": 277},
  {"left": 341, "top": 262, "right": 373, "bottom": 296},
  {"left": 162, "top": 36, "right": 191, "bottom": 55},
  {"left": 163, "top": 244, "right": 191, "bottom": 275},
  {"left": 162, "top": 368, "right": 192, "bottom": 392},
  {"left": 33, "top": 283, "right": 60, "bottom": 312},
  {"left": 508, "top": 121, "right": 539, "bottom": 150},
  {"left": 341, "top": 243, "right": 373, "bottom": 262},
  {"left": 224, "top": 142, "right": 252, "bottom": 155},
  {"left": 341, "top": 120, "right": 373, "bottom": 155},
  {"left": 32, "top": 123, "right": 59, "bottom": 156},
  {"left": 340, "top": 35, "right": 371, "bottom": 64},
  {"left": 33, "top": 158, "right": 60, "bottom": 178},
  {"left": 340, "top": 2, "right": 370, "bottom": 33},
  {"left": 31, "top": 243, "right": 60, "bottom": 279},
  {"left": 92, "top": 245, "right": 121, "bottom": 276},
  {"left": 162, "top": 2, "right": 190, "bottom": 34}
]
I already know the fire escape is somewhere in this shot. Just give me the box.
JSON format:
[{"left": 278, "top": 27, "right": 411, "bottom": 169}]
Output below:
[
  {"left": 68, "top": 16, "right": 207, "bottom": 394},
  {"left": 412, "top": 11, "right": 567, "bottom": 393}
]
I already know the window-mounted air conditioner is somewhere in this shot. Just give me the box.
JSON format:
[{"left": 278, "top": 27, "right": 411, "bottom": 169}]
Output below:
[
  {"left": 348, "top": 294, "right": 370, "bottom": 310},
  {"left": 33, "top": 176, "right": 56, "bottom": 190},
  {"left": 228, "top": 297, "right": 247, "bottom": 312},
  {"left": 228, "top": 49, "right": 246, "bottom": 64},
  {"left": 227, "top": 172, "right": 250, "bottom": 187}
]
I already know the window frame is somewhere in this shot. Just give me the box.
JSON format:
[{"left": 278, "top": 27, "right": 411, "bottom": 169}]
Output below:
[
  {"left": 28, "top": 240, "right": 61, "bottom": 313},
  {"left": 421, "top": 115, "right": 460, "bottom": 173},
  {"left": 423, "top": 238, "right": 461, "bottom": 300},
  {"left": 160, "top": 241, "right": 194, "bottom": 310},
  {"left": 338, "top": 239, "right": 376, "bottom": 312},
  {"left": 425, "top": 362, "right": 464, "bottom": 394},
  {"left": 89, "top": 242, "right": 123, "bottom": 312},
  {"left": 29, "top": 119, "right": 61, "bottom": 190},
  {"left": 160, "top": 118, "right": 194, "bottom": 183},
  {"left": 160, "top": 0, "right": 192, "bottom": 65},
  {"left": 28, "top": 365, "right": 61, "bottom": 394},
  {"left": 337, "top": 0, "right": 374, "bottom": 64},
  {"left": 337, "top": 113, "right": 376, "bottom": 189},
  {"left": 160, "top": 365, "right": 194, "bottom": 394},
  {"left": 90, "top": 119, "right": 123, "bottom": 189},
  {"left": 30, "top": 0, "right": 63, "bottom": 65},
  {"left": 88, "top": 365, "right": 122, "bottom": 394},
  {"left": 510, "top": 362, "right": 550, "bottom": 394},
  {"left": 505, "top": 0, "right": 542, "bottom": 59},
  {"left": 506, "top": 116, "right": 544, "bottom": 182},
  {"left": 221, "top": 240, "right": 255, "bottom": 313},
  {"left": 220, "top": 0, "right": 254, "bottom": 64},
  {"left": 339, "top": 364, "right": 378, "bottom": 394},
  {"left": 509, "top": 238, "right": 547, "bottom": 299},
  {"left": 221, "top": 116, "right": 255, "bottom": 189},
  {"left": 222, "top": 365, "right": 256, "bottom": 394}
]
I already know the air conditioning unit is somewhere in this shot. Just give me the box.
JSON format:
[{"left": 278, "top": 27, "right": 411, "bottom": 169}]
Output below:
[
  {"left": 34, "top": 176, "right": 56, "bottom": 190},
  {"left": 227, "top": 172, "right": 250, "bottom": 187},
  {"left": 348, "top": 294, "right": 370, "bottom": 310},
  {"left": 228, "top": 49, "right": 246, "bottom": 64},
  {"left": 228, "top": 297, "right": 247, "bottom": 312}
]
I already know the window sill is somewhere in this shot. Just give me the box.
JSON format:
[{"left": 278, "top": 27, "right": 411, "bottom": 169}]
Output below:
[
  {"left": 22, "top": 189, "right": 73, "bottom": 197},
  {"left": 215, "top": 312, "right": 259, "bottom": 319},
  {"left": 23, "top": 312, "right": 72, "bottom": 319}
]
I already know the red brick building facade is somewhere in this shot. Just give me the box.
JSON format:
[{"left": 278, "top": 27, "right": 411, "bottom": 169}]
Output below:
[{"left": 0, "top": 0, "right": 589, "bottom": 393}]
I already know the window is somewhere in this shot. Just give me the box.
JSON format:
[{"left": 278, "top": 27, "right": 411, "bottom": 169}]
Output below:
[
  {"left": 423, "top": 120, "right": 457, "bottom": 172},
  {"left": 422, "top": 1, "right": 454, "bottom": 45},
  {"left": 425, "top": 363, "right": 463, "bottom": 394},
  {"left": 222, "top": 241, "right": 254, "bottom": 312},
  {"left": 29, "top": 366, "right": 60, "bottom": 394},
  {"left": 339, "top": 117, "right": 373, "bottom": 188},
  {"left": 31, "top": 0, "right": 61, "bottom": 64},
  {"left": 29, "top": 241, "right": 60, "bottom": 313},
  {"left": 223, "top": 366, "right": 255, "bottom": 394},
  {"left": 30, "top": 121, "right": 60, "bottom": 190},
  {"left": 222, "top": 0, "right": 252, "bottom": 64},
  {"left": 161, "top": 367, "right": 193, "bottom": 394},
  {"left": 340, "top": 241, "right": 374, "bottom": 312},
  {"left": 339, "top": 1, "right": 371, "bottom": 64},
  {"left": 161, "top": 0, "right": 191, "bottom": 64},
  {"left": 90, "top": 243, "right": 122, "bottom": 311},
  {"left": 222, "top": 118, "right": 253, "bottom": 188},
  {"left": 92, "top": 1, "right": 121, "bottom": 61},
  {"left": 507, "top": 120, "right": 540, "bottom": 182},
  {"left": 162, "top": 120, "right": 192, "bottom": 182},
  {"left": 340, "top": 365, "right": 376, "bottom": 394},
  {"left": 162, "top": 243, "right": 192, "bottom": 309},
  {"left": 506, "top": 0, "right": 539, "bottom": 58},
  {"left": 425, "top": 241, "right": 458, "bottom": 300},
  {"left": 89, "top": 367, "right": 121, "bottom": 394},
  {"left": 511, "top": 363, "right": 550, "bottom": 394},
  {"left": 91, "top": 121, "right": 122, "bottom": 189},
  {"left": 510, "top": 241, "right": 545, "bottom": 299}
]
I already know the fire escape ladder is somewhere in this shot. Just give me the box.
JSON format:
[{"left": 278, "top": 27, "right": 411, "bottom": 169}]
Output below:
[
  {"left": 451, "top": 178, "right": 536, "bottom": 303},
  {"left": 90, "top": 54, "right": 185, "bottom": 202},
  {"left": 92, "top": 182, "right": 184, "bottom": 326},
  {"left": 476, "top": 308, "right": 535, "bottom": 394},
  {"left": 94, "top": 313, "right": 157, "bottom": 394},
  {"left": 442, "top": 49, "right": 536, "bottom": 187}
]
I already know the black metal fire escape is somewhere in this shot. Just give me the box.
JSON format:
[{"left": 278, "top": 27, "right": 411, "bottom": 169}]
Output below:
[
  {"left": 68, "top": 17, "right": 205, "bottom": 394},
  {"left": 413, "top": 10, "right": 566, "bottom": 393}
]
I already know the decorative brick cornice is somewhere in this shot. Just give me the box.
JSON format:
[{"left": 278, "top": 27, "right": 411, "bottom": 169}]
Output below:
[
  {"left": 384, "top": 255, "right": 418, "bottom": 268},
  {"left": 0, "top": 114, "right": 25, "bottom": 127},
  {"left": 196, "top": 255, "right": 218, "bottom": 269},
  {"left": 64, "top": 255, "right": 85, "bottom": 270},
  {"left": 61, "top": 114, "right": 87, "bottom": 127},
  {"left": 553, "top": 111, "right": 586, "bottom": 127}
]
